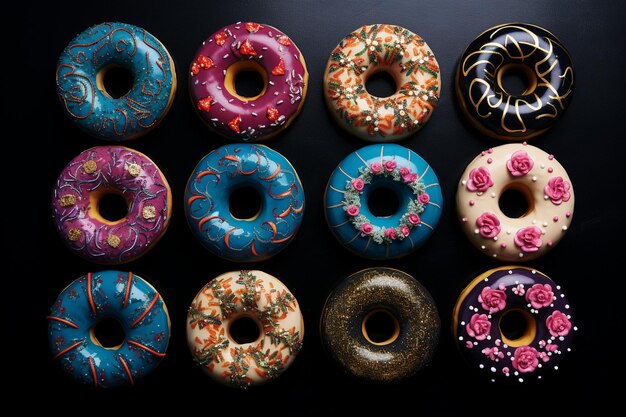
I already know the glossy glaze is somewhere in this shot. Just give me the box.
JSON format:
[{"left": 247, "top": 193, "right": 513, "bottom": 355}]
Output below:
[
  {"left": 48, "top": 271, "right": 170, "bottom": 388},
  {"left": 456, "top": 23, "right": 574, "bottom": 140},
  {"left": 185, "top": 144, "right": 304, "bottom": 261},
  {"left": 324, "top": 24, "right": 440, "bottom": 141},
  {"left": 320, "top": 268, "right": 440, "bottom": 383},
  {"left": 453, "top": 266, "right": 575, "bottom": 383},
  {"left": 190, "top": 22, "right": 308, "bottom": 141},
  {"left": 56, "top": 22, "right": 176, "bottom": 141},
  {"left": 187, "top": 270, "right": 303, "bottom": 388},
  {"left": 324, "top": 144, "right": 441, "bottom": 259},
  {"left": 52, "top": 146, "right": 172, "bottom": 264},
  {"left": 457, "top": 143, "right": 574, "bottom": 261}
]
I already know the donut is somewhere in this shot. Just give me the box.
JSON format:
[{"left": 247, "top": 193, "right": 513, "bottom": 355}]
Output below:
[
  {"left": 186, "top": 270, "right": 304, "bottom": 388},
  {"left": 52, "top": 146, "right": 172, "bottom": 264},
  {"left": 452, "top": 266, "right": 576, "bottom": 383},
  {"left": 189, "top": 22, "right": 308, "bottom": 141},
  {"left": 185, "top": 143, "right": 304, "bottom": 262},
  {"left": 56, "top": 22, "right": 177, "bottom": 141},
  {"left": 456, "top": 23, "right": 574, "bottom": 140},
  {"left": 457, "top": 143, "right": 574, "bottom": 261},
  {"left": 320, "top": 268, "right": 440, "bottom": 383},
  {"left": 324, "top": 143, "right": 442, "bottom": 259},
  {"left": 47, "top": 270, "right": 170, "bottom": 388},
  {"left": 323, "top": 24, "right": 440, "bottom": 141}
]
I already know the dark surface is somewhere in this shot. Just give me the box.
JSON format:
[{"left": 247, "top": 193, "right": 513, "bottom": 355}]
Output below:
[{"left": 8, "top": 0, "right": 625, "bottom": 415}]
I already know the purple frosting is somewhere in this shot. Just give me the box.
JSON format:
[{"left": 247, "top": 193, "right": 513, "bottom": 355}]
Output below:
[
  {"left": 189, "top": 22, "right": 308, "bottom": 141},
  {"left": 52, "top": 146, "right": 171, "bottom": 264}
]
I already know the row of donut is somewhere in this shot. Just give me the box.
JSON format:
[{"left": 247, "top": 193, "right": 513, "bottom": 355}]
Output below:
[
  {"left": 48, "top": 266, "right": 574, "bottom": 389},
  {"left": 57, "top": 21, "right": 573, "bottom": 143}
]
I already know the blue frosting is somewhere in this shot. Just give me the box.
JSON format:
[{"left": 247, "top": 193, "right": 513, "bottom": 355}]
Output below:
[
  {"left": 56, "top": 22, "right": 176, "bottom": 141},
  {"left": 48, "top": 271, "right": 170, "bottom": 388},
  {"left": 325, "top": 144, "right": 442, "bottom": 259},
  {"left": 185, "top": 144, "right": 304, "bottom": 262}
]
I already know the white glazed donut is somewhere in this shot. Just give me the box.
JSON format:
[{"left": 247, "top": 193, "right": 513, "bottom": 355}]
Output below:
[
  {"left": 457, "top": 143, "right": 574, "bottom": 261},
  {"left": 186, "top": 270, "right": 303, "bottom": 388}
]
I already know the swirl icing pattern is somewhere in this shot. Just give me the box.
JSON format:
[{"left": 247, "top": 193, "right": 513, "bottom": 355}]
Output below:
[
  {"left": 324, "top": 24, "right": 440, "bottom": 141},
  {"left": 56, "top": 22, "right": 177, "bottom": 141},
  {"left": 48, "top": 271, "right": 170, "bottom": 388},
  {"left": 52, "top": 146, "right": 172, "bottom": 264},
  {"left": 456, "top": 23, "right": 574, "bottom": 140},
  {"left": 185, "top": 144, "right": 304, "bottom": 261}
]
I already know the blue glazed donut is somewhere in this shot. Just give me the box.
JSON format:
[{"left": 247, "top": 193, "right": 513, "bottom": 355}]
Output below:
[
  {"left": 185, "top": 144, "right": 304, "bottom": 261},
  {"left": 324, "top": 144, "right": 442, "bottom": 259},
  {"left": 47, "top": 271, "right": 170, "bottom": 388},
  {"left": 56, "top": 22, "right": 177, "bottom": 141}
]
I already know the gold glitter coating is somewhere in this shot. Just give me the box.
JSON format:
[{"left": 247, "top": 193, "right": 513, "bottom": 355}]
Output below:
[
  {"left": 83, "top": 160, "right": 97, "bottom": 174},
  {"left": 67, "top": 228, "right": 82, "bottom": 241},
  {"left": 142, "top": 204, "right": 156, "bottom": 220},
  {"left": 107, "top": 234, "right": 121, "bottom": 248},
  {"left": 59, "top": 194, "right": 76, "bottom": 207},
  {"left": 127, "top": 163, "right": 142, "bottom": 177},
  {"left": 320, "top": 267, "right": 440, "bottom": 383}
]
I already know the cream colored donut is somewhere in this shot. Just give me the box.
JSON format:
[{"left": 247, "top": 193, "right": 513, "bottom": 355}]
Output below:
[
  {"left": 186, "top": 270, "right": 303, "bottom": 388},
  {"left": 457, "top": 143, "right": 574, "bottom": 261}
]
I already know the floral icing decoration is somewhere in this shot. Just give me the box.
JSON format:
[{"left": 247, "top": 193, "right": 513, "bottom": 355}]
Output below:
[
  {"left": 544, "top": 176, "right": 571, "bottom": 205},
  {"left": 514, "top": 226, "right": 543, "bottom": 252},
  {"left": 506, "top": 150, "right": 534, "bottom": 177},
  {"left": 466, "top": 167, "right": 494, "bottom": 193}
]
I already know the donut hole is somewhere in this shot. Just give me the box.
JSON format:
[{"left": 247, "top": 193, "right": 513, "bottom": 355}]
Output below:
[
  {"left": 97, "top": 65, "right": 134, "bottom": 99},
  {"left": 225, "top": 60, "right": 268, "bottom": 100},
  {"left": 229, "top": 186, "right": 262, "bottom": 220},
  {"left": 498, "top": 309, "right": 537, "bottom": 347},
  {"left": 368, "top": 186, "right": 400, "bottom": 217},
  {"left": 90, "top": 317, "right": 126, "bottom": 349},
  {"left": 228, "top": 315, "right": 262, "bottom": 345},
  {"left": 498, "top": 186, "right": 532, "bottom": 218},
  {"left": 98, "top": 192, "right": 129, "bottom": 222},
  {"left": 497, "top": 63, "right": 537, "bottom": 97},
  {"left": 362, "top": 309, "right": 400, "bottom": 346},
  {"left": 365, "top": 70, "right": 397, "bottom": 98}
]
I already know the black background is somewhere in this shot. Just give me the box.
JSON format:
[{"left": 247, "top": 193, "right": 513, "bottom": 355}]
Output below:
[{"left": 8, "top": 0, "right": 625, "bottom": 415}]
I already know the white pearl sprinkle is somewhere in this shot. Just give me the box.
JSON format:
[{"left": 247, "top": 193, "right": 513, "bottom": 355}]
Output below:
[
  {"left": 562, "top": 225, "right": 568, "bottom": 231},
  {"left": 474, "top": 229, "right": 480, "bottom": 234},
  {"left": 481, "top": 245, "right": 486, "bottom": 250},
  {"left": 491, "top": 367, "right": 496, "bottom": 373},
  {"left": 543, "top": 222, "right": 548, "bottom": 227},
  {"left": 493, "top": 236, "right": 498, "bottom": 241},
  {"left": 479, "top": 364, "right": 484, "bottom": 369},
  {"left": 491, "top": 192, "right": 496, "bottom": 198}
]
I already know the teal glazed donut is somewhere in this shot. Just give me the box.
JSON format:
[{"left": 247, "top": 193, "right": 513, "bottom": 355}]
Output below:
[
  {"left": 185, "top": 144, "right": 304, "bottom": 261},
  {"left": 56, "top": 22, "right": 177, "bottom": 141},
  {"left": 47, "top": 271, "right": 170, "bottom": 388},
  {"left": 324, "top": 144, "right": 442, "bottom": 259}
]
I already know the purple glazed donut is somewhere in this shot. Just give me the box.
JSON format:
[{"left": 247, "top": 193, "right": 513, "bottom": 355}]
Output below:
[
  {"left": 453, "top": 266, "right": 576, "bottom": 383},
  {"left": 52, "top": 146, "right": 172, "bottom": 264},
  {"left": 189, "top": 22, "right": 308, "bottom": 141}
]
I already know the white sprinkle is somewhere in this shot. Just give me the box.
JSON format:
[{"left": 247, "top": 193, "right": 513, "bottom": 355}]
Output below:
[
  {"left": 461, "top": 180, "right": 467, "bottom": 185},
  {"left": 274, "top": 92, "right": 279, "bottom": 96},
  {"left": 514, "top": 371, "right": 519, "bottom": 376},
  {"left": 532, "top": 176, "right": 537, "bottom": 182},
  {"left": 562, "top": 225, "right": 568, "bottom": 231},
  {"left": 519, "top": 253, "right": 524, "bottom": 258},
  {"left": 554, "top": 366, "right": 559, "bottom": 370},
  {"left": 277, "top": 100, "right": 284, "bottom": 105},
  {"left": 461, "top": 321, "right": 466, "bottom": 326},
  {"left": 268, "top": 31, "right": 273, "bottom": 37},
  {"left": 491, "top": 192, "right": 496, "bottom": 198},
  {"left": 269, "top": 81, "right": 275, "bottom": 86},
  {"left": 251, "top": 112, "right": 258, "bottom": 117},
  {"left": 217, "top": 86, "right": 222, "bottom": 90},
  {"left": 538, "top": 376, "right": 542, "bottom": 379},
  {"left": 491, "top": 367, "right": 496, "bottom": 373},
  {"left": 250, "top": 103, "right": 255, "bottom": 107},
  {"left": 228, "top": 99, "right": 234, "bottom": 103},
  {"left": 481, "top": 245, "right": 486, "bottom": 250},
  {"left": 544, "top": 195, "right": 549, "bottom": 200},
  {"left": 201, "top": 81, "right": 207, "bottom": 86},
  {"left": 519, "top": 378, "right": 524, "bottom": 383},
  {"left": 479, "top": 364, "right": 484, "bottom": 369},
  {"left": 540, "top": 164, "right": 545, "bottom": 169},
  {"left": 493, "top": 236, "right": 498, "bottom": 241},
  {"left": 294, "top": 54, "right": 299, "bottom": 60},
  {"left": 223, "top": 54, "right": 229, "bottom": 59},
  {"left": 210, "top": 118, "right": 218, "bottom": 122},
  {"left": 508, "top": 270, "right": 513, "bottom": 274},
  {"left": 493, "top": 254, "right": 497, "bottom": 257},
  {"left": 223, "top": 70, "right": 226, "bottom": 76},
  {"left": 474, "top": 229, "right": 480, "bottom": 234},
  {"left": 194, "top": 79, "right": 199, "bottom": 85},
  {"left": 507, "top": 230, "right": 512, "bottom": 235},
  {"left": 543, "top": 222, "right": 548, "bottom": 227},
  {"left": 557, "top": 285, "right": 561, "bottom": 289},
  {"left": 565, "top": 304, "right": 570, "bottom": 309},
  {"left": 574, "top": 326, "right": 578, "bottom": 331},
  {"left": 459, "top": 336, "right": 464, "bottom": 341},
  {"left": 220, "top": 108, "right": 226, "bottom": 112},
  {"left": 532, "top": 219, "right": 537, "bottom": 224},
  {"left": 262, "top": 47, "right": 268, "bottom": 50},
  {"left": 567, "top": 348, "right": 571, "bottom": 352}
]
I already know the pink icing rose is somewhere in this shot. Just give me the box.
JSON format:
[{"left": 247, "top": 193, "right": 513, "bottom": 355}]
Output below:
[
  {"left": 384, "top": 160, "right": 397, "bottom": 172},
  {"left": 408, "top": 213, "right": 421, "bottom": 225},
  {"left": 476, "top": 212, "right": 501, "bottom": 238},
  {"left": 466, "top": 313, "right": 492, "bottom": 341},
  {"left": 466, "top": 167, "right": 494, "bottom": 192},
  {"left": 346, "top": 205, "right": 360, "bottom": 216},
  {"left": 514, "top": 226, "right": 543, "bottom": 252},
  {"left": 400, "top": 225, "right": 410, "bottom": 236},
  {"left": 546, "top": 310, "right": 572, "bottom": 337},
  {"left": 399, "top": 167, "right": 417, "bottom": 182},
  {"left": 525, "top": 283, "right": 554, "bottom": 309},
  {"left": 512, "top": 346, "right": 539, "bottom": 373},
  {"left": 418, "top": 193, "right": 430, "bottom": 204},
  {"left": 544, "top": 176, "right": 571, "bottom": 205},
  {"left": 351, "top": 178, "right": 364, "bottom": 191},
  {"left": 361, "top": 223, "right": 374, "bottom": 234},
  {"left": 370, "top": 162, "right": 382, "bottom": 174},
  {"left": 478, "top": 287, "right": 507, "bottom": 313},
  {"left": 384, "top": 228, "right": 397, "bottom": 240},
  {"left": 506, "top": 150, "right": 534, "bottom": 177}
]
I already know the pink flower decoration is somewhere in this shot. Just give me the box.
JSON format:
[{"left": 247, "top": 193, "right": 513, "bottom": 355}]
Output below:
[
  {"left": 512, "top": 346, "right": 539, "bottom": 373},
  {"left": 418, "top": 193, "right": 430, "bottom": 204},
  {"left": 466, "top": 167, "right": 494, "bottom": 192},
  {"left": 475, "top": 212, "right": 501, "bottom": 238},
  {"left": 384, "top": 228, "right": 397, "bottom": 240},
  {"left": 408, "top": 213, "right": 421, "bottom": 225},
  {"left": 370, "top": 162, "right": 382, "bottom": 174},
  {"left": 514, "top": 226, "right": 543, "bottom": 252},
  {"left": 525, "top": 283, "right": 554, "bottom": 309},
  {"left": 502, "top": 367, "right": 510, "bottom": 374},
  {"left": 361, "top": 223, "right": 374, "bottom": 234},
  {"left": 512, "top": 283, "right": 525, "bottom": 296},
  {"left": 546, "top": 343, "right": 559, "bottom": 352},
  {"left": 351, "top": 178, "right": 365, "bottom": 191},
  {"left": 506, "top": 150, "right": 534, "bottom": 177},
  {"left": 478, "top": 287, "right": 507, "bottom": 313},
  {"left": 400, "top": 225, "right": 410, "bottom": 236},
  {"left": 544, "top": 176, "right": 571, "bottom": 205},
  {"left": 399, "top": 167, "right": 417, "bottom": 182},
  {"left": 546, "top": 310, "right": 572, "bottom": 337},
  {"left": 346, "top": 205, "right": 360, "bottom": 217},
  {"left": 466, "top": 313, "right": 492, "bottom": 341},
  {"left": 384, "top": 160, "right": 397, "bottom": 172}
]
